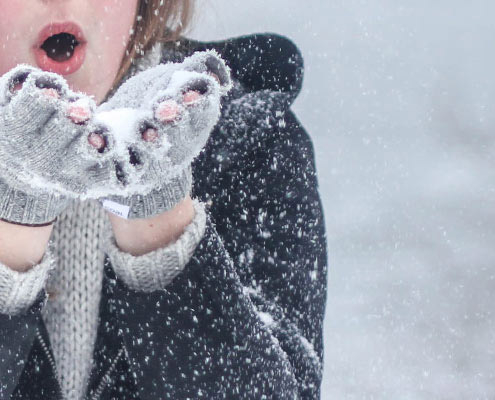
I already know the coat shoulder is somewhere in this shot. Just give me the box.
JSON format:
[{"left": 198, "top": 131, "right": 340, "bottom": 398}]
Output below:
[{"left": 163, "top": 32, "right": 304, "bottom": 105}]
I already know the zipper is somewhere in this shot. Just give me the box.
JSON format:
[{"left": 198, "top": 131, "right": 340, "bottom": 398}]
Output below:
[
  {"left": 35, "top": 325, "right": 62, "bottom": 398},
  {"left": 89, "top": 344, "right": 124, "bottom": 400},
  {"left": 35, "top": 325, "right": 124, "bottom": 400}
]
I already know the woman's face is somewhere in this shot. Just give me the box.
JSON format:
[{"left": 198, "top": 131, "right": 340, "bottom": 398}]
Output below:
[{"left": 0, "top": 0, "right": 139, "bottom": 103}]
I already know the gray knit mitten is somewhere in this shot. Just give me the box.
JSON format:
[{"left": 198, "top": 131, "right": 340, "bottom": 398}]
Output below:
[
  {"left": 90, "top": 50, "right": 232, "bottom": 219},
  {"left": 0, "top": 65, "right": 112, "bottom": 225}
]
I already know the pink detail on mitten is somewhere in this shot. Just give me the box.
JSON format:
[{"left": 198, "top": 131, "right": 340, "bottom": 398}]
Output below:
[
  {"left": 183, "top": 90, "right": 201, "bottom": 105},
  {"left": 155, "top": 100, "right": 179, "bottom": 122},
  {"left": 142, "top": 128, "right": 159, "bottom": 143},
  {"left": 67, "top": 104, "right": 91, "bottom": 124},
  {"left": 88, "top": 132, "right": 105, "bottom": 150},
  {"left": 41, "top": 88, "right": 60, "bottom": 99}
]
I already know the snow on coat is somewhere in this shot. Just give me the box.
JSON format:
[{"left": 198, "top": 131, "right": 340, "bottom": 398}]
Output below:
[{"left": 0, "top": 33, "right": 327, "bottom": 400}]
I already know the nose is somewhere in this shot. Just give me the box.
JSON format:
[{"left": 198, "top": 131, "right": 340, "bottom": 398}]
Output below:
[
  {"left": 37, "top": 0, "right": 79, "bottom": 28},
  {"left": 39, "top": 0, "right": 74, "bottom": 11}
]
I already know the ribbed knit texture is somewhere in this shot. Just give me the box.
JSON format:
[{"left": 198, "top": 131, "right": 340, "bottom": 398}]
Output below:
[
  {"left": 0, "top": 245, "right": 54, "bottom": 315},
  {"left": 40, "top": 199, "right": 206, "bottom": 400},
  {"left": 42, "top": 199, "right": 107, "bottom": 400},
  {"left": 0, "top": 178, "right": 68, "bottom": 225},
  {"left": 0, "top": 197, "right": 206, "bottom": 400}
]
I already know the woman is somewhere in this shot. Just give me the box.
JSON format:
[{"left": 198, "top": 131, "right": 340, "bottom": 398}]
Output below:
[{"left": 0, "top": 1, "right": 327, "bottom": 398}]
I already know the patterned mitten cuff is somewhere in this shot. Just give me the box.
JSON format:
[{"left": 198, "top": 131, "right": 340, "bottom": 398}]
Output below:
[
  {"left": 0, "top": 179, "right": 68, "bottom": 225},
  {"left": 0, "top": 244, "right": 55, "bottom": 315},
  {"left": 101, "top": 166, "right": 192, "bottom": 220},
  {"left": 102, "top": 199, "right": 206, "bottom": 292}
]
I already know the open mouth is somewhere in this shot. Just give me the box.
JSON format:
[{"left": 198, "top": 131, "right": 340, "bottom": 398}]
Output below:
[
  {"left": 34, "top": 23, "right": 87, "bottom": 75},
  {"left": 41, "top": 32, "right": 80, "bottom": 62}
]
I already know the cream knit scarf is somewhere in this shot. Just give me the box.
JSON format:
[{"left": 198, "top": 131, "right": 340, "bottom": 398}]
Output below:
[
  {"left": 43, "top": 200, "right": 107, "bottom": 400},
  {"left": 43, "top": 44, "right": 164, "bottom": 400}
]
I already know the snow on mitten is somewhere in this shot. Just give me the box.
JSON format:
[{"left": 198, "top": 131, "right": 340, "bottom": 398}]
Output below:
[
  {"left": 0, "top": 65, "right": 112, "bottom": 225},
  {"left": 90, "top": 50, "right": 232, "bottom": 219}
]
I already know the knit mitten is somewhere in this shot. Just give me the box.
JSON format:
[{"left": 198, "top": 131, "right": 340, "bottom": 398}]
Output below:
[
  {"left": 0, "top": 65, "right": 111, "bottom": 225},
  {"left": 90, "top": 50, "right": 232, "bottom": 219}
]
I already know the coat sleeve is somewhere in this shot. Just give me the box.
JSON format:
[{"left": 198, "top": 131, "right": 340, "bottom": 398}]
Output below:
[
  {"left": 0, "top": 245, "right": 55, "bottom": 398},
  {"left": 202, "top": 107, "right": 328, "bottom": 399},
  {"left": 0, "top": 289, "right": 47, "bottom": 399},
  {"left": 101, "top": 108, "right": 327, "bottom": 399}
]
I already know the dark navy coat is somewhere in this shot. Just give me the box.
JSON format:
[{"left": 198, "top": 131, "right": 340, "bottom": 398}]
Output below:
[{"left": 0, "top": 33, "right": 327, "bottom": 400}]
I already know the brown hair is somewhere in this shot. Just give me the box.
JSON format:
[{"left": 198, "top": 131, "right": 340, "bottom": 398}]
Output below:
[{"left": 112, "top": 0, "right": 194, "bottom": 90}]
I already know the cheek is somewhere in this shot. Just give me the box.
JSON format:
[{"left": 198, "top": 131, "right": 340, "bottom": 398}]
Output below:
[
  {"left": 89, "top": 0, "right": 138, "bottom": 67},
  {"left": 0, "top": 0, "right": 27, "bottom": 74},
  {"left": 0, "top": 0, "right": 23, "bottom": 22},
  {"left": 93, "top": 0, "right": 138, "bottom": 49}
]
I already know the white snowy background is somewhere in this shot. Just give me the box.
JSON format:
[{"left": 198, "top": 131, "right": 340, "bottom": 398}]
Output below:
[{"left": 190, "top": 1, "right": 495, "bottom": 398}]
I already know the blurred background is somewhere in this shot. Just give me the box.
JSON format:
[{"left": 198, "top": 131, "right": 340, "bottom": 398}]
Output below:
[{"left": 190, "top": 1, "right": 495, "bottom": 398}]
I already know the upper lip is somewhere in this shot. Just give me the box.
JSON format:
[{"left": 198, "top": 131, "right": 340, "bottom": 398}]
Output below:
[{"left": 34, "top": 22, "right": 86, "bottom": 50}]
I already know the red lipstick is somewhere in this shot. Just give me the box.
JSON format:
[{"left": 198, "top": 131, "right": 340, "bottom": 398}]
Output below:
[{"left": 34, "top": 22, "right": 87, "bottom": 75}]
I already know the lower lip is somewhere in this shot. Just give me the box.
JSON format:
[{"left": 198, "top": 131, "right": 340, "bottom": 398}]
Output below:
[{"left": 34, "top": 43, "right": 87, "bottom": 75}]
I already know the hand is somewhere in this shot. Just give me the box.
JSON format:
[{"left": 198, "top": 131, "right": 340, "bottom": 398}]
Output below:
[
  {"left": 86, "top": 50, "right": 232, "bottom": 219},
  {"left": 0, "top": 65, "right": 109, "bottom": 225}
]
